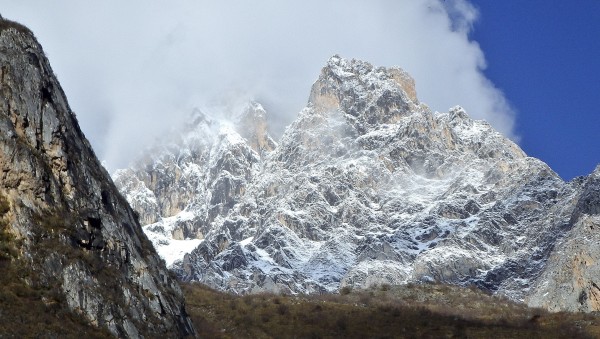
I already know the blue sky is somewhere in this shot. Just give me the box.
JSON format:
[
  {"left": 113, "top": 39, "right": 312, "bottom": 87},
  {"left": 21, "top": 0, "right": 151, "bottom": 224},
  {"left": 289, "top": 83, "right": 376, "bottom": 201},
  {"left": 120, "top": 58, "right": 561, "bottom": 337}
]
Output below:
[{"left": 470, "top": 1, "right": 600, "bottom": 179}]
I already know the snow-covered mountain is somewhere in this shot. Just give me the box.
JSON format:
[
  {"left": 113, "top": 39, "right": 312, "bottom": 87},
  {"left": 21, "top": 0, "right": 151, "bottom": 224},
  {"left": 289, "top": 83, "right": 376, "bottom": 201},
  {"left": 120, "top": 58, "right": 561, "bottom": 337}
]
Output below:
[{"left": 114, "top": 55, "right": 600, "bottom": 311}]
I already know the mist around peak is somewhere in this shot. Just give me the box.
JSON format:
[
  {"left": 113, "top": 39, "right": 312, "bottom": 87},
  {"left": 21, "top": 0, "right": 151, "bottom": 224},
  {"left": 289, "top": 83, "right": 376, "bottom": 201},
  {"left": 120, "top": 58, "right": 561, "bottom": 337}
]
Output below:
[{"left": 0, "top": 0, "right": 516, "bottom": 171}]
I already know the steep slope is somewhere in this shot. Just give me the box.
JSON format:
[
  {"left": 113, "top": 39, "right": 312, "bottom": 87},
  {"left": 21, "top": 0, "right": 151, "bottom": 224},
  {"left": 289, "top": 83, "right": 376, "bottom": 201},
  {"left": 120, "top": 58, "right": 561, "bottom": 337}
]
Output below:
[
  {"left": 117, "top": 55, "right": 599, "bottom": 312},
  {"left": 0, "top": 19, "right": 194, "bottom": 337}
]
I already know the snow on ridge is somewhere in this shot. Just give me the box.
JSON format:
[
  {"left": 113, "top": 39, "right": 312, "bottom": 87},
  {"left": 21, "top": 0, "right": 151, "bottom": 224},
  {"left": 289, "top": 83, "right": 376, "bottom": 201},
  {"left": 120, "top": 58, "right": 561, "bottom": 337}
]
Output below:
[{"left": 142, "top": 210, "right": 202, "bottom": 267}]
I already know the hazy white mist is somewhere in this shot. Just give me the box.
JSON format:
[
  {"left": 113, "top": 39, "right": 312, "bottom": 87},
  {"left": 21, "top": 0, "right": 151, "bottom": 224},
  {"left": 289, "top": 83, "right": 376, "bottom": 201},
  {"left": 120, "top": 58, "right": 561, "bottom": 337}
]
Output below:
[{"left": 0, "top": 0, "right": 516, "bottom": 170}]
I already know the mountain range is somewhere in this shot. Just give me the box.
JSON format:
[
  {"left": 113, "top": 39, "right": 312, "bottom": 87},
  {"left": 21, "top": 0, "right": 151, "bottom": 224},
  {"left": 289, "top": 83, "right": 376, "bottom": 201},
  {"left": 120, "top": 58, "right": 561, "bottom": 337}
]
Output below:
[{"left": 114, "top": 55, "right": 600, "bottom": 313}]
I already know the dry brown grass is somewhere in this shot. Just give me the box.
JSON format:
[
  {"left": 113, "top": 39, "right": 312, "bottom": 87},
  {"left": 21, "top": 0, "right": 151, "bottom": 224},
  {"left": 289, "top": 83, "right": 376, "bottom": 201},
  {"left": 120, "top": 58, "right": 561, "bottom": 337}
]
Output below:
[
  {"left": 183, "top": 282, "right": 599, "bottom": 338},
  {"left": 0, "top": 17, "right": 32, "bottom": 35}
]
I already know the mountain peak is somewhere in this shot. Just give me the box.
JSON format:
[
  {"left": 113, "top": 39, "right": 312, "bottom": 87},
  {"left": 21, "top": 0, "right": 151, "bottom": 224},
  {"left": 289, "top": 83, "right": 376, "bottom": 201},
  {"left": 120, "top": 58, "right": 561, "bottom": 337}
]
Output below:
[
  {"left": 308, "top": 55, "right": 421, "bottom": 131},
  {"left": 236, "top": 101, "right": 277, "bottom": 154},
  {"left": 326, "top": 55, "right": 418, "bottom": 104}
]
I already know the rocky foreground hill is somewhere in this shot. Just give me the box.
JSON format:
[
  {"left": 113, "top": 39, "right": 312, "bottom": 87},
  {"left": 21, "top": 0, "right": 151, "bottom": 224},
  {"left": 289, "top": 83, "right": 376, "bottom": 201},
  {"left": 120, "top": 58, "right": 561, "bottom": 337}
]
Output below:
[
  {"left": 0, "top": 18, "right": 194, "bottom": 337},
  {"left": 115, "top": 55, "right": 600, "bottom": 313}
]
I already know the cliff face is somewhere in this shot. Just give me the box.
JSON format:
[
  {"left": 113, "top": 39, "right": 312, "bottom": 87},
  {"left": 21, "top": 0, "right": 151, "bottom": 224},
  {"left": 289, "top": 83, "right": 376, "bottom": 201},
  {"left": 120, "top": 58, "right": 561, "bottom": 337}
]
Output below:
[
  {"left": 526, "top": 166, "right": 600, "bottom": 312},
  {"left": 0, "top": 19, "right": 194, "bottom": 337}
]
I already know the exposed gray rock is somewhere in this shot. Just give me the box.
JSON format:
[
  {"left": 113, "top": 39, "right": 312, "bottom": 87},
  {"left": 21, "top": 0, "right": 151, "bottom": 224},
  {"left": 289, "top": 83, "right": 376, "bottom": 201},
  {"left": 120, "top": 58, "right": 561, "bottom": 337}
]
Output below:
[
  {"left": 0, "top": 19, "right": 194, "bottom": 337},
  {"left": 527, "top": 167, "right": 600, "bottom": 311}
]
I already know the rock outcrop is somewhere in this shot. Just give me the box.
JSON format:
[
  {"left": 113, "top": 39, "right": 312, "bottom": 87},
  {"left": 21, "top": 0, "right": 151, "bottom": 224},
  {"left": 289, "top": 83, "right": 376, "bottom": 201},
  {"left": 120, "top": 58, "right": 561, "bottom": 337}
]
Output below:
[
  {"left": 116, "top": 55, "right": 599, "bottom": 312},
  {"left": 0, "top": 18, "right": 195, "bottom": 337}
]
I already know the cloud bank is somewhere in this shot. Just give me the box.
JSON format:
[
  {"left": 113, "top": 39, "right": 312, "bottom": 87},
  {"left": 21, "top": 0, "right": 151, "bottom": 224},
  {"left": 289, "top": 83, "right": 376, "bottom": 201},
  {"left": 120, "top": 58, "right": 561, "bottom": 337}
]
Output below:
[{"left": 0, "top": 0, "right": 515, "bottom": 169}]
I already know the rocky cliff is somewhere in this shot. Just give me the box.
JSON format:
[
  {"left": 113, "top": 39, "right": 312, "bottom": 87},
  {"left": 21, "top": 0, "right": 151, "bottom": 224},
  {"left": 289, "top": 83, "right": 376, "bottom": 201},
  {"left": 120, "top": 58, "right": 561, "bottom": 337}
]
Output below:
[
  {"left": 0, "top": 18, "right": 194, "bottom": 337},
  {"left": 527, "top": 166, "right": 600, "bottom": 312},
  {"left": 116, "top": 55, "right": 600, "bottom": 311}
]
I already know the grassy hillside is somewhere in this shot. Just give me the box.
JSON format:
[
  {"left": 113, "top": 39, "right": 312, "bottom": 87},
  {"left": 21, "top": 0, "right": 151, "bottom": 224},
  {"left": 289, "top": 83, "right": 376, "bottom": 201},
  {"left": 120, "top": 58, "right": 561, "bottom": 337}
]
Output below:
[
  {"left": 183, "top": 282, "right": 600, "bottom": 338},
  {"left": 0, "top": 259, "right": 113, "bottom": 338}
]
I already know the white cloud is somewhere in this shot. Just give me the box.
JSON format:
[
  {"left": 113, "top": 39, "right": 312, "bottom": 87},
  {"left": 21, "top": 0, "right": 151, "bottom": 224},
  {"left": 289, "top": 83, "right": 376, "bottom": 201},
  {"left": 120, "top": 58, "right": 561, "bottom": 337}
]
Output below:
[{"left": 0, "top": 0, "right": 516, "bottom": 169}]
